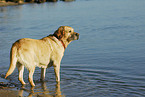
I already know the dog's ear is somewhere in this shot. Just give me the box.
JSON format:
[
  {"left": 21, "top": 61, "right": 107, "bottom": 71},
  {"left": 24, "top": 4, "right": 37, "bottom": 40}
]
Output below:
[{"left": 53, "top": 26, "right": 65, "bottom": 40}]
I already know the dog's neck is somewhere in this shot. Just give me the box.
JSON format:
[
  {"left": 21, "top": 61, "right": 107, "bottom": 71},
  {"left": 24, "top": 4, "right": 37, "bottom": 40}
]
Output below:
[
  {"left": 52, "top": 34, "right": 66, "bottom": 49},
  {"left": 60, "top": 39, "right": 66, "bottom": 49}
]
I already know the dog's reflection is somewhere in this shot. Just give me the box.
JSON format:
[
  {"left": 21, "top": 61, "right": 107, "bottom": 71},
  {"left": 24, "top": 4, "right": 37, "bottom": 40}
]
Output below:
[{"left": 18, "top": 82, "right": 64, "bottom": 97}]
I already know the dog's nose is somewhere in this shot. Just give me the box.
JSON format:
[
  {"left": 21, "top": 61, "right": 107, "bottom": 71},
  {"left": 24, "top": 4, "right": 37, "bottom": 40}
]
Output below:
[
  {"left": 75, "top": 32, "right": 79, "bottom": 40},
  {"left": 75, "top": 33, "right": 79, "bottom": 36}
]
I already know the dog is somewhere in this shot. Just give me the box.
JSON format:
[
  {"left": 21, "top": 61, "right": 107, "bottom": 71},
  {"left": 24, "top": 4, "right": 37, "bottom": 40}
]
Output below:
[{"left": 5, "top": 26, "right": 79, "bottom": 86}]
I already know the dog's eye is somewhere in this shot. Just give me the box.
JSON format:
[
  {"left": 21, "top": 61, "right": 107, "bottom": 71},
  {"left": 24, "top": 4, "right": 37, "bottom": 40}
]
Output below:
[{"left": 69, "top": 30, "right": 71, "bottom": 33}]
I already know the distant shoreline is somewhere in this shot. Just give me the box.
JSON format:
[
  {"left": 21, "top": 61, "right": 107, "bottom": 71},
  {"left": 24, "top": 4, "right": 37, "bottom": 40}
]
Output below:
[
  {"left": 0, "top": 0, "right": 75, "bottom": 7},
  {"left": 0, "top": 2, "right": 26, "bottom": 7}
]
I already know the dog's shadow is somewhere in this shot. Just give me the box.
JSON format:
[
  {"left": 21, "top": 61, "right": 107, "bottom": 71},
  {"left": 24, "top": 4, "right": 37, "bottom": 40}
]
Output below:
[{"left": 19, "top": 81, "right": 64, "bottom": 97}]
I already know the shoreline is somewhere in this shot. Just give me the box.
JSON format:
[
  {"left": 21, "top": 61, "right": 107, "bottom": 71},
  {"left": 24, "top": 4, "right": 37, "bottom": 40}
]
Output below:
[
  {"left": 0, "top": 76, "right": 20, "bottom": 97},
  {"left": 0, "top": 2, "right": 26, "bottom": 7},
  {"left": 0, "top": 0, "right": 75, "bottom": 7},
  {"left": 0, "top": 75, "right": 30, "bottom": 97}
]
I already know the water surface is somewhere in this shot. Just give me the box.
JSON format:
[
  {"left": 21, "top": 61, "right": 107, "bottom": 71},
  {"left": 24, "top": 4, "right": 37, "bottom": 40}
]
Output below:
[{"left": 0, "top": 0, "right": 145, "bottom": 96}]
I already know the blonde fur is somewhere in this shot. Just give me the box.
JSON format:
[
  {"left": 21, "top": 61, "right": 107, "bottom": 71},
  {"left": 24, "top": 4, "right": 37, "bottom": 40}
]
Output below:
[{"left": 5, "top": 26, "right": 79, "bottom": 86}]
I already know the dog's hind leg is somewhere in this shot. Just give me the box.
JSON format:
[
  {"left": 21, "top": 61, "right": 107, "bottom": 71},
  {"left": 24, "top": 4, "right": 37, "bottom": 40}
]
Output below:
[
  {"left": 17, "top": 63, "right": 26, "bottom": 85},
  {"left": 28, "top": 67, "right": 35, "bottom": 87},
  {"left": 40, "top": 68, "right": 46, "bottom": 81}
]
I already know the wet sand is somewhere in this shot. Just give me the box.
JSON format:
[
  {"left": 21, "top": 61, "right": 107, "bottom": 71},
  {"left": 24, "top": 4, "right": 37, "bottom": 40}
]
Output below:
[
  {"left": 0, "top": 89, "right": 20, "bottom": 97},
  {"left": 0, "top": 77, "right": 64, "bottom": 97},
  {"left": 0, "top": 77, "right": 32, "bottom": 97},
  {"left": 0, "top": 77, "right": 20, "bottom": 97}
]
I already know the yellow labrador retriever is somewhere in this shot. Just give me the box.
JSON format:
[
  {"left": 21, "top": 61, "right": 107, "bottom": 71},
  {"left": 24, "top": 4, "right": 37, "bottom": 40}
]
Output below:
[{"left": 5, "top": 26, "right": 79, "bottom": 86}]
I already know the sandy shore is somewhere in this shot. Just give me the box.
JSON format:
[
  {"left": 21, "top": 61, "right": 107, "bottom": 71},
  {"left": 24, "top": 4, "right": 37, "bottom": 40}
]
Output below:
[
  {"left": 0, "top": 89, "right": 18, "bottom": 97},
  {"left": 0, "top": 76, "right": 30, "bottom": 97},
  {"left": 0, "top": 77, "right": 18, "bottom": 97}
]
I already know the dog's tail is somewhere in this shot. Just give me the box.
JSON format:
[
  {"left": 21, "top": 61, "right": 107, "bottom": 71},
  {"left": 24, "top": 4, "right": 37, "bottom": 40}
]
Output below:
[{"left": 5, "top": 44, "right": 18, "bottom": 79}]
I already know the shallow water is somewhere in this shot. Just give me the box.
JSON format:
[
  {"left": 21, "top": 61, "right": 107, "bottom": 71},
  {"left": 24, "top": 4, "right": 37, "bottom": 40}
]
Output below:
[{"left": 0, "top": 0, "right": 145, "bottom": 96}]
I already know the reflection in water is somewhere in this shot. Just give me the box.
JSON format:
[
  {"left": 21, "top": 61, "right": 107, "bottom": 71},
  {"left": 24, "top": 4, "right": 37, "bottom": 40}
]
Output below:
[
  {"left": 0, "top": 5, "right": 22, "bottom": 12},
  {"left": 18, "top": 82, "right": 65, "bottom": 97},
  {"left": 0, "top": 7, "right": 7, "bottom": 12}
]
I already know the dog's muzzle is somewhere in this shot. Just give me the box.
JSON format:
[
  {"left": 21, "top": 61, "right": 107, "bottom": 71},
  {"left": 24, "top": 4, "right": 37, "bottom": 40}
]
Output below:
[{"left": 75, "top": 32, "right": 79, "bottom": 40}]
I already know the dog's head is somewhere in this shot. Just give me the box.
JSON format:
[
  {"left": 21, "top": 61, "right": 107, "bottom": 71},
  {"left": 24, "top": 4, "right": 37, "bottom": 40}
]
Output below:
[{"left": 53, "top": 26, "right": 79, "bottom": 43}]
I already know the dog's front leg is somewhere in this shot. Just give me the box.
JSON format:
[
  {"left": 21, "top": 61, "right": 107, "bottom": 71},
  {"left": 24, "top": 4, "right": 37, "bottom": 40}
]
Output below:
[
  {"left": 54, "top": 64, "right": 60, "bottom": 82},
  {"left": 40, "top": 68, "right": 46, "bottom": 81}
]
